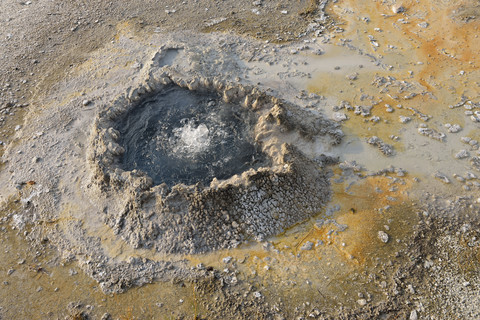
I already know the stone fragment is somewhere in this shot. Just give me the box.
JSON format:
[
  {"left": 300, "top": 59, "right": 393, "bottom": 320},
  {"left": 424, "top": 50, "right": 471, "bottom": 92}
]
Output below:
[
  {"left": 367, "top": 136, "right": 395, "bottom": 156},
  {"left": 410, "top": 310, "right": 418, "bottom": 320},
  {"left": 392, "top": 5, "right": 405, "bottom": 13},
  {"left": 378, "top": 231, "right": 389, "bottom": 243},
  {"left": 434, "top": 172, "right": 450, "bottom": 184},
  {"left": 455, "top": 149, "right": 470, "bottom": 159},
  {"left": 418, "top": 127, "right": 446, "bottom": 142},
  {"left": 300, "top": 241, "right": 314, "bottom": 251},
  {"left": 332, "top": 112, "right": 348, "bottom": 122}
]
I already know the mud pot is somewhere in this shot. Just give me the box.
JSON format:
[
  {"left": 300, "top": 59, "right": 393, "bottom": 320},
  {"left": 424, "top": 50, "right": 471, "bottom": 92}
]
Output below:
[{"left": 1, "top": 0, "right": 480, "bottom": 319}]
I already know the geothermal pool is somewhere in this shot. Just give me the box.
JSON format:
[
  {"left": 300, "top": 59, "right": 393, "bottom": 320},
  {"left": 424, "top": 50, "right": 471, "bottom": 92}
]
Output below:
[{"left": 118, "top": 84, "right": 269, "bottom": 186}]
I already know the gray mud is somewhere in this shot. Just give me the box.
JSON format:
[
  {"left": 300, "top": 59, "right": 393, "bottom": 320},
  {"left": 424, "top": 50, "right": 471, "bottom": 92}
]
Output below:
[{"left": 118, "top": 84, "right": 269, "bottom": 187}]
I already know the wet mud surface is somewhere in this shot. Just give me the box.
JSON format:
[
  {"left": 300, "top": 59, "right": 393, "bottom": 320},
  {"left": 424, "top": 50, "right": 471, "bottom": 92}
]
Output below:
[
  {"left": 118, "top": 84, "right": 268, "bottom": 187},
  {"left": 1, "top": 0, "right": 480, "bottom": 319}
]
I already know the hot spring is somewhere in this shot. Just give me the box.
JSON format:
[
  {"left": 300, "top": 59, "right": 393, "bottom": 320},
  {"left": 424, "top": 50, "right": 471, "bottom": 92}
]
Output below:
[{"left": 117, "top": 84, "right": 270, "bottom": 186}]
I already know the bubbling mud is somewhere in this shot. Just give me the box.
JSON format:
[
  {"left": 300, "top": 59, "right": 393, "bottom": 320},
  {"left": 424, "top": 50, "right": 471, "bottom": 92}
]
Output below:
[
  {"left": 87, "top": 65, "right": 344, "bottom": 254},
  {"left": 118, "top": 84, "right": 270, "bottom": 186}
]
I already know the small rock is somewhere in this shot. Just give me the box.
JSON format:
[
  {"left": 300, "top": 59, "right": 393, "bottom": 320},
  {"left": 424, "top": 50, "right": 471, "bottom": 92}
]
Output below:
[
  {"left": 434, "top": 172, "right": 450, "bottom": 184},
  {"left": 222, "top": 256, "right": 232, "bottom": 264},
  {"left": 254, "top": 291, "right": 262, "bottom": 298},
  {"left": 409, "top": 310, "right": 418, "bottom": 320},
  {"left": 14, "top": 125, "right": 21, "bottom": 131},
  {"left": 357, "top": 299, "right": 367, "bottom": 306},
  {"left": 82, "top": 99, "right": 91, "bottom": 106},
  {"left": 378, "top": 231, "right": 389, "bottom": 243},
  {"left": 101, "top": 313, "right": 112, "bottom": 320},
  {"left": 399, "top": 116, "right": 411, "bottom": 123},
  {"left": 446, "top": 123, "right": 462, "bottom": 133},
  {"left": 392, "top": 5, "right": 406, "bottom": 13},
  {"left": 332, "top": 112, "right": 348, "bottom": 122},
  {"left": 455, "top": 149, "right": 470, "bottom": 159},
  {"left": 300, "top": 241, "right": 314, "bottom": 251},
  {"left": 346, "top": 73, "right": 358, "bottom": 81},
  {"left": 417, "top": 22, "right": 429, "bottom": 28}
]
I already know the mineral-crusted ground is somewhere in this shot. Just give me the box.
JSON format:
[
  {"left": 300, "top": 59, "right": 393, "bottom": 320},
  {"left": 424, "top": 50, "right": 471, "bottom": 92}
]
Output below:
[{"left": 1, "top": 0, "right": 480, "bottom": 319}]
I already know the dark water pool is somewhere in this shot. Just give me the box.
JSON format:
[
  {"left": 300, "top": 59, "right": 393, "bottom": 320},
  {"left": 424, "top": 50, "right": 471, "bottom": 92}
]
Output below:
[{"left": 118, "top": 85, "right": 270, "bottom": 186}]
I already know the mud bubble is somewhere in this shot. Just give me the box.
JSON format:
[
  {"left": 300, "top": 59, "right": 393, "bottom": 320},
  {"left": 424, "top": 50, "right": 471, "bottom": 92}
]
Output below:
[
  {"left": 117, "top": 84, "right": 270, "bottom": 187},
  {"left": 88, "top": 68, "right": 344, "bottom": 254}
]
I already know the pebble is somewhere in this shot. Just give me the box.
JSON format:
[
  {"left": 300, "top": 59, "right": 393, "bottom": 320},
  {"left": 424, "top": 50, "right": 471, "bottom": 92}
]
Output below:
[
  {"left": 378, "top": 231, "right": 389, "bottom": 243},
  {"left": 101, "top": 313, "right": 112, "bottom": 320},
  {"left": 357, "top": 298, "right": 367, "bottom": 306},
  {"left": 455, "top": 149, "right": 470, "bottom": 159},
  {"left": 445, "top": 123, "right": 462, "bottom": 133},
  {"left": 392, "top": 5, "right": 406, "bottom": 14},
  {"left": 14, "top": 125, "right": 21, "bottom": 131},
  {"left": 409, "top": 310, "right": 418, "bottom": 320},
  {"left": 300, "top": 241, "right": 314, "bottom": 250},
  {"left": 434, "top": 172, "right": 450, "bottom": 184},
  {"left": 222, "top": 256, "right": 233, "bottom": 264},
  {"left": 399, "top": 116, "right": 411, "bottom": 123},
  {"left": 254, "top": 291, "right": 262, "bottom": 298},
  {"left": 332, "top": 112, "right": 348, "bottom": 122},
  {"left": 82, "top": 99, "right": 91, "bottom": 106},
  {"left": 346, "top": 73, "right": 358, "bottom": 81},
  {"left": 466, "top": 172, "right": 476, "bottom": 180}
]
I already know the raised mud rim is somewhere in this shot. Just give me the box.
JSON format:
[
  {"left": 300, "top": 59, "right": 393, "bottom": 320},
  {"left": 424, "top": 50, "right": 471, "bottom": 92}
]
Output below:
[{"left": 87, "top": 55, "right": 344, "bottom": 254}]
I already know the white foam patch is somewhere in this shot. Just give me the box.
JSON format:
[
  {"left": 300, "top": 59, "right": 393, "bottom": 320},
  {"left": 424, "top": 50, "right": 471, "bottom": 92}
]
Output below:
[{"left": 172, "top": 121, "right": 211, "bottom": 158}]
